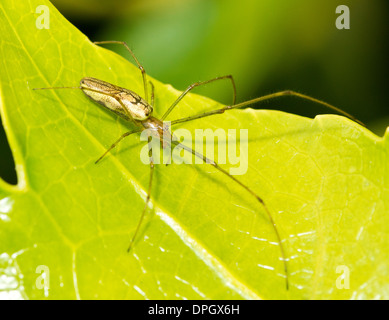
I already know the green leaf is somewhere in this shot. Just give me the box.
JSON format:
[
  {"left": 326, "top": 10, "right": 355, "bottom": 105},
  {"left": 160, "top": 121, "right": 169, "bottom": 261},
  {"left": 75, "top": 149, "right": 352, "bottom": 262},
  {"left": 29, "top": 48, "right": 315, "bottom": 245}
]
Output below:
[{"left": 1, "top": 0, "right": 388, "bottom": 299}]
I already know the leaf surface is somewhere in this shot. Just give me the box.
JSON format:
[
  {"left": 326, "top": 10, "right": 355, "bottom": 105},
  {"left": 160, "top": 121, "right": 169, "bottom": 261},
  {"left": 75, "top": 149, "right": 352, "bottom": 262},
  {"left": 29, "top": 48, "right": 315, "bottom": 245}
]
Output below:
[{"left": 0, "top": 0, "right": 388, "bottom": 299}]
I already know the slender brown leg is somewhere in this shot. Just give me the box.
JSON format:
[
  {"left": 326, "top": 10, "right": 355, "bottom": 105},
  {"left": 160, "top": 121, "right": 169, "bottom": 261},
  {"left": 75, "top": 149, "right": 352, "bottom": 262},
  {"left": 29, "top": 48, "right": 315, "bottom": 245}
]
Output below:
[
  {"left": 161, "top": 75, "right": 236, "bottom": 121},
  {"left": 170, "top": 90, "right": 365, "bottom": 127},
  {"left": 95, "top": 129, "right": 142, "bottom": 164},
  {"left": 149, "top": 81, "right": 155, "bottom": 107},
  {"left": 127, "top": 137, "right": 155, "bottom": 252},
  {"left": 94, "top": 40, "right": 149, "bottom": 103},
  {"left": 170, "top": 140, "right": 289, "bottom": 290}
]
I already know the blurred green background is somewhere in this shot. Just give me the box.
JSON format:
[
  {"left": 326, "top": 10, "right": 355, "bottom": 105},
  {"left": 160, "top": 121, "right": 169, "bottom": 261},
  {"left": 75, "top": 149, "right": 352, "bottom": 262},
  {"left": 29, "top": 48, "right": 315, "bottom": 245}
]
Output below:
[{"left": 1, "top": 0, "right": 388, "bottom": 185}]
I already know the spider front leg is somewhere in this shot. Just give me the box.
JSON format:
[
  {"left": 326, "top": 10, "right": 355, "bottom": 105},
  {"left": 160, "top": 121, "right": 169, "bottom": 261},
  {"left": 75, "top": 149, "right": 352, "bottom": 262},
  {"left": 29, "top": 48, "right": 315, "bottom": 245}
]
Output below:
[
  {"left": 161, "top": 75, "right": 237, "bottom": 120},
  {"left": 169, "top": 90, "right": 365, "bottom": 127},
  {"left": 149, "top": 81, "right": 155, "bottom": 107},
  {"left": 94, "top": 40, "right": 150, "bottom": 103}
]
